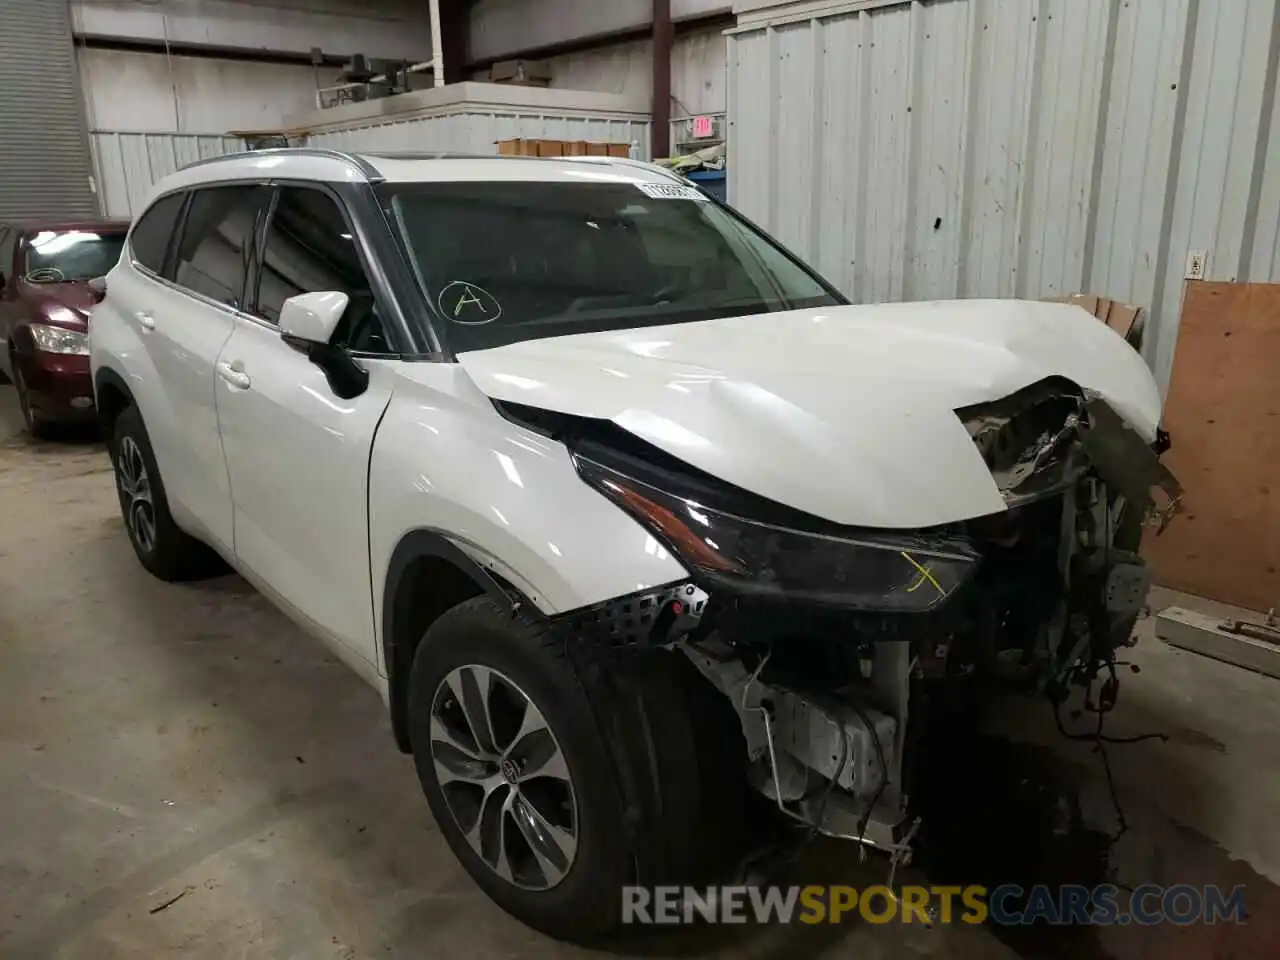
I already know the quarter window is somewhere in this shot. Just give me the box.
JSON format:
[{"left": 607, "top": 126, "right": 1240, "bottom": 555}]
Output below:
[
  {"left": 129, "top": 193, "right": 186, "bottom": 276},
  {"left": 253, "top": 186, "right": 389, "bottom": 352},
  {"left": 173, "top": 186, "right": 270, "bottom": 308}
]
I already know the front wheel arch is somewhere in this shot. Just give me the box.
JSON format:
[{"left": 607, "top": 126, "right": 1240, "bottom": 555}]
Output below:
[{"left": 381, "top": 531, "right": 531, "bottom": 752}]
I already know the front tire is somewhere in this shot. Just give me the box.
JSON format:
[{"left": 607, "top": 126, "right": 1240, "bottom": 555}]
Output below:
[
  {"left": 407, "top": 596, "right": 632, "bottom": 941},
  {"left": 12, "top": 359, "right": 50, "bottom": 439},
  {"left": 110, "top": 405, "right": 224, "bottom": 581}
]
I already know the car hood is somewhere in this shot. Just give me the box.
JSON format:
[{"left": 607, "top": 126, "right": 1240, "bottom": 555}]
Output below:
[
  {"left": 20, "top": 282, "right": 95, "bottom": 329},
  {"left": 456, "top": 299, "right": 1164, "bottom": 529}
]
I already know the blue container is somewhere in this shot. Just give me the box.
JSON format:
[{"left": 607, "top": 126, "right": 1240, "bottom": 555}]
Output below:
[{"left": 688, "top": 169, "right": 727, "bottom": 204}]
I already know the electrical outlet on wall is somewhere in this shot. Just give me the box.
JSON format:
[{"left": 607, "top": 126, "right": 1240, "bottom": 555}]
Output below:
[{"left": 1185, "top": 250, "right": 1207, "bottom": 280}]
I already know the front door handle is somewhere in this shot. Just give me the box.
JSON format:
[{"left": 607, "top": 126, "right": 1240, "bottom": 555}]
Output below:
[
  {"left": 216, "top": 359, "right": 251, "bottom": 390},
  {"left": 135, "top": 310, "right": 156, "bottom": 330}
]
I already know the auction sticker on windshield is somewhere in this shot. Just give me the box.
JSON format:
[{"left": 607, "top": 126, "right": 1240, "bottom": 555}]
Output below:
[{"left": 635, "top": 182, "right": 708, "bottom": 202}]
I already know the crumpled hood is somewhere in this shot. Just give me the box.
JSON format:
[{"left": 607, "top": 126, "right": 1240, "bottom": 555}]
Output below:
[{"left": 457, "top": 299, "right": 1164, "bottom": 528}]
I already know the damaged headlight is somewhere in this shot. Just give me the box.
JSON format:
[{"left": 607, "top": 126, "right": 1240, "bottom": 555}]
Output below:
[{"left": 575, "top": 456, "right": 978, "bottom": 612}]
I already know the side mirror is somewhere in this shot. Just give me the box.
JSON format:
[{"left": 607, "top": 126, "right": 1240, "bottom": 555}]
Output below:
[
  {"left": 88, "top": 275, "right": 107, "bottom": 303},
  {"left": 279, "top": 290, "right": 367, "bottom": 400},
  {"left": 279, "top": 290, "right": 349, "bottom": 344}
]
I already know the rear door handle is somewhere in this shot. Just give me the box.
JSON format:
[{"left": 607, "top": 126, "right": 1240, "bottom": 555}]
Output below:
[
  {"left": 216, "top": 360, "right": 251, "bottom": 391},
  {"left": 135, "top": 310, "right": 156, "bottom": 330}
]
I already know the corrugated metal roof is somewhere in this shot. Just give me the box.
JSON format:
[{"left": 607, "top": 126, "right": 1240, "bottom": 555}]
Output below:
[{"left": 729, "top": 0, "right": 1280, "bottom": 393}]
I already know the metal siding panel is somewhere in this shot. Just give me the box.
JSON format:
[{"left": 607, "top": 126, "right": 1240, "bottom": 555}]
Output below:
[
  {"left": 1092, "top": 0, "right": 1191, "bottom": 306},
  {"left": 673, "top": 28, "right": 729, "bottom": 116},
  {"left": 966, "top": 0, "right": 1038, "bottom": 299},
  {"left": 1214, "top": 0, "right": 1276, "bottom": 280},
  {"left": 859, "top": 5, "right": 912, "bottom": 303},
  {"left": 814, "top": 13, "right": 863, "bottom": 293},
  {"left": 1250, "top": 19, "right": 1280, "bottom": 281},
  {"left": 1019, "top": 0, "right": 1110, "bottom": 300},
  {"left": 0, "top": 0, "right": 96, "bottom": 220},
  {"left": 908, "top": 0, "right": 970, "bottom": 301},
  {"left": 728, "top": 30, "right": 774, "bottom": 223},
  {"left": 88, "top": 132, "right": 247, "bottom": 218},
  {"left": 773, "top": 22, "right": 818, "bottom": 260}
]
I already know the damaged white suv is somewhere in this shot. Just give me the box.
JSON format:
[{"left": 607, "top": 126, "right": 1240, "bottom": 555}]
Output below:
[{"left": 90, "top": 148, "right": 1181, "bottom": 940}]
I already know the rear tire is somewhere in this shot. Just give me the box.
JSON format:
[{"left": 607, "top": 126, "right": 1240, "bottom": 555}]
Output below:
[{"left": 109, "top": 404, "right": 225, "bottom": 581}]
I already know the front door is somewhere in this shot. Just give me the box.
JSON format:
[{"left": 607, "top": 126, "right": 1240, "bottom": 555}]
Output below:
[{"left": 215, "top": 184, "right": 396, "bottom": 666}]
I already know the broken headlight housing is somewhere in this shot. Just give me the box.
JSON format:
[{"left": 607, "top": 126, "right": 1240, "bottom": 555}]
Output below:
[{"left": 574, "top": 455, "right": 979, "bottom": 612}]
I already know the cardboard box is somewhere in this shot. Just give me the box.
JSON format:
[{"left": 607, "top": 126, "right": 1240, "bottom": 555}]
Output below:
[
  {"left": 496, "top": 138, "right": 543, "bottom": 156},
  {"left": 497, "top": 138, "right": 630, "bottom": 160},
  {"left": 1044, "top": 292, "right": 1145, "bottom": 347},
  {"left": 489, "top": 59, "right": 552, "bottom": 86}
]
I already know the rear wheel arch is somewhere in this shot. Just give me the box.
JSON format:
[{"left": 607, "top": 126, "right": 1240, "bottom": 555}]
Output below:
[
  {"left": 94, "top": 366, "right": 135, "bottom": 442},
  {"left": 381, "top": 530, "right": 531, "bottom": 752}
]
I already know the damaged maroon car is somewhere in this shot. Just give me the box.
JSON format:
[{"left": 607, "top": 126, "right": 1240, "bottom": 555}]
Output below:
[{"left": 0, "top": 220, "right": 127, "bottom": 435}]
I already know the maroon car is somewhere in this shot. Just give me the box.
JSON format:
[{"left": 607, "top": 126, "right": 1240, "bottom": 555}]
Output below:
[{"left": 0, "top": 220, "right": 128, "bottom": 435}]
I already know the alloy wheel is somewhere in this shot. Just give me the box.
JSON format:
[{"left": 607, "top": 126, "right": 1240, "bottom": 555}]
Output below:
[
  {"left": 116, "top": 436, "right": 157, "bottom": 555},
  {"left": 429, "top": 664, "right": 579, "bottom": 891}
]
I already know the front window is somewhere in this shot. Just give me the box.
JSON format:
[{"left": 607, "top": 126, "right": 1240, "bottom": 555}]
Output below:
[
  {"left": 380, "top": 179, "right": 843, "bottom": 352},
  {"left": 24, "top": 230, "right": 126, "bottom": 283}
]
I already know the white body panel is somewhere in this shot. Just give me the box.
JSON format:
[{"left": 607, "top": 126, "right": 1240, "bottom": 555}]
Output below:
[
  {"left": 214, "top": 317, "right": 395, "bottom": 668},
  {"left": 91, "top": 263, "right": 236, "bottom": 551},
  {"left": 457, "top": 299, "right": 1164, "bottom": 530},
  {"left": 367, "top": 361, "right": 690, "bottom": 660}
]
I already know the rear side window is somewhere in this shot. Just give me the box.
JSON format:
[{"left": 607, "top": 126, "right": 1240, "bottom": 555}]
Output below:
[
  {"left": 129, "top": 193, "right": 185, "bottom": 275},
  {"left": 173, "top": 185, "right": 270, "bottom": 309}
]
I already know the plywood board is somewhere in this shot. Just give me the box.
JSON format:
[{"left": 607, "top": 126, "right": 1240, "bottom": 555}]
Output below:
[{"left": 1144, "top": 281, "right": 1280, "bottom": 611}]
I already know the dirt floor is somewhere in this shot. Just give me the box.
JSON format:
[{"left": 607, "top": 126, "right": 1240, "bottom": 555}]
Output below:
[{"left": 1, "top": 384, "right": 1279, "bottom": 959}]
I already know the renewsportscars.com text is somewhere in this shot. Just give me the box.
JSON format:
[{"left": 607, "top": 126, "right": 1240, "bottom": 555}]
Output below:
[{"left": 622, "top": 884, "right": 1247, "bottom": 926}]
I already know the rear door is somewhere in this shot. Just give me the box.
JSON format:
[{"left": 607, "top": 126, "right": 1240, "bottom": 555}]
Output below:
[
  {"left": 214, "top": 183, "right": 395, "bottom": 667},
  {"left": 115, "top": 185, "right": 271, "bottom": 551}
]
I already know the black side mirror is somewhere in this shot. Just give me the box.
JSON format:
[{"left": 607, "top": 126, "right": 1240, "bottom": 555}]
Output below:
[{"left": 283, "top": 335, "right": 369, "bottom": 400}]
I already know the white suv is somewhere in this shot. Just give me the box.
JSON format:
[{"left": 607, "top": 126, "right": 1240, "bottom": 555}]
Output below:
[{"left": 90, "top": 148, "right": 1179, "bottom": 939}]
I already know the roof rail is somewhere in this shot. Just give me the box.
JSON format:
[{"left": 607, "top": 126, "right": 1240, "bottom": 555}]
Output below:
[
  {"left": 179, "top": 147, "right": 684, "bottom": 185},
  {"left": 179, "top": 147, "right": 382, "bottom": 180},
  {"left": 586, "top": 155, "right": 686, "bottom": 184}
]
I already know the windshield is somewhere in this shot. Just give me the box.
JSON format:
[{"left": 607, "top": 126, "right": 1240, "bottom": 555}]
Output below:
[
  {"left": 24, "top": 230, "right": 126, "bottom": 283},
  {"left": 380, "top": 179, "right": 844, "bottom": 352}
]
